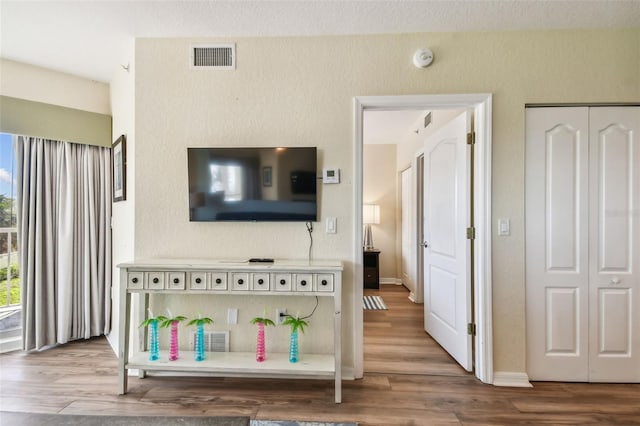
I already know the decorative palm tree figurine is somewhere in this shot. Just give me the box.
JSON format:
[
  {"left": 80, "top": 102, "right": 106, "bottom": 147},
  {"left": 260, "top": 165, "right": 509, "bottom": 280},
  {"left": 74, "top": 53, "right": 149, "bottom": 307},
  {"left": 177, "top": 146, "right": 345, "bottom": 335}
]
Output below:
[
  {"left": 282, "top": 315, "right": 308, "bottom": 363},
  {"left": 161, "top": 312, "right": 187, "bottom": 361},
  {"left": 140, "top": 311, "right": 167, "bottom": 361},
  {"left": 250, "top": 311, "right": 275, "bottom": 362},
  {"left": 187, "top": 315, "right": 213, "bottom": 361}
]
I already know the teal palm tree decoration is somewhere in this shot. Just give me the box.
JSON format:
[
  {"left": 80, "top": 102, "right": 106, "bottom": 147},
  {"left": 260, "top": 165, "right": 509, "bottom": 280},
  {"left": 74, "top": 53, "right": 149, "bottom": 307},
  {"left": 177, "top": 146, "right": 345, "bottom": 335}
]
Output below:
[
  {"left": 282, "top": 316, "right": 308, "bottom": 363},
  {"left": 250, "top": 312, "right": 275, "bottom": 362},
  {"left": 187, "top": 316, "right": 213, "bottom": 361},
  {"left": 161, "top": 314, "right": 187, "bottom": 361},
  {"left": 140, "top": 313, "right": 167, "bottom": 361}
]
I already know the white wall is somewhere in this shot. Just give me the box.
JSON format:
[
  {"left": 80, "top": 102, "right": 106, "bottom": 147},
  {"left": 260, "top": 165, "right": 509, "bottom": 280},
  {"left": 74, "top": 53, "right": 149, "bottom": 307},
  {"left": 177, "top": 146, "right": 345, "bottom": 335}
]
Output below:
[
  {"left": 4, "top": 27, "right": 637, "bottom": 378},
  {"left": 363, "top": 143, "right": 398, "bottom": 281},
  {"left": 124, "top": 29, "right": 639, "bottom": 376},
  {"left": 108, "top": 40, "right": 136, "bottom": 352},
  {"left": 0, "top": 59, "right": 110, "bottom": 114}
]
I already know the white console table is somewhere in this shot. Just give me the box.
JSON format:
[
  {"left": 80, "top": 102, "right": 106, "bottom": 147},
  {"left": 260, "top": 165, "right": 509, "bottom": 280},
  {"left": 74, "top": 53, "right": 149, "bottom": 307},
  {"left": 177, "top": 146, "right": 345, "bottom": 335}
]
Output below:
[{"left": 117, "top": 258, "right": 343, "bottom": 403}]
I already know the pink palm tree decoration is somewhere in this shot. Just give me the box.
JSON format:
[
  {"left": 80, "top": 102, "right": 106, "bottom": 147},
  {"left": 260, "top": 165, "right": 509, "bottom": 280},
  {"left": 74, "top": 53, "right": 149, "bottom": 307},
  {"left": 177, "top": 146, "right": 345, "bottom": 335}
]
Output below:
[
  {"left": 161, "top": 314, "right": 186, "bottom": 361},
  {"left": 250, "top": 313, "right": 275, "bottom": 362}
]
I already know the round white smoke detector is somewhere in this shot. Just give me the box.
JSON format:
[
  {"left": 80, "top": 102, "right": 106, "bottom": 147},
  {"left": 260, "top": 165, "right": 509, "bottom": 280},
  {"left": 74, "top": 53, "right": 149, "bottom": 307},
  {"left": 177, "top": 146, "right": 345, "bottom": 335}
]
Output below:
[{"left": 413, "top": 48, "right": 434, "bottom": 68}]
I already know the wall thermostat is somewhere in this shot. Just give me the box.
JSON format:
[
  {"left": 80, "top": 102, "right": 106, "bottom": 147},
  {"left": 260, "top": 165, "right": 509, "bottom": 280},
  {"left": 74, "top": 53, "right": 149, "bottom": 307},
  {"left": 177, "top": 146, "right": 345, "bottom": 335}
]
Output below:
[{"left": 323, "top": 168, "right": 340, "bottom": 184}]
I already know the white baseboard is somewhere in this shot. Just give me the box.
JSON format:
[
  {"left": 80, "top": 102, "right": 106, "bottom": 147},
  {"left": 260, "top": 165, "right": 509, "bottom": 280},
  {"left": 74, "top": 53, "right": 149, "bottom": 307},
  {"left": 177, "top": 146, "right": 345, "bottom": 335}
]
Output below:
[
  {"left": 106, "top": 332, "right": 117, "bottom": 354},
  {"left": 492, "top": 371, "right": 533, "bottom": 388},
  {"left": 380, "top": 277, "right": 402, "bottom": 285}
]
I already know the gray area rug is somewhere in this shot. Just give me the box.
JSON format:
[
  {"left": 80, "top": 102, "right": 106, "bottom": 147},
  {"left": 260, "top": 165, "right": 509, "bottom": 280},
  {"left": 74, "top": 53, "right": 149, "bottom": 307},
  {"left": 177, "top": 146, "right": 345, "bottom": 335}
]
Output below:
[
  {"left": 0, "top": 413, "right": 249, "bottom": 426},
  {"left": 0, "top": 413, "right": 357, "bottom": 426},
  {"left": 363, "top": 295, "right": 387, "bottom": 310},
  {"left": 252, "top": 422, "right": 356, "bottom": 426}
]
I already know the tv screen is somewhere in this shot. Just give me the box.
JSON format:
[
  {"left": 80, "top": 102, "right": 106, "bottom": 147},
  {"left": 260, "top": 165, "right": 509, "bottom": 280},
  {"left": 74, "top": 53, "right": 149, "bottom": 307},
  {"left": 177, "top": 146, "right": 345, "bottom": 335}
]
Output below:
[{"left": 188, "top": 147, "right": 317, "bottom": 222}]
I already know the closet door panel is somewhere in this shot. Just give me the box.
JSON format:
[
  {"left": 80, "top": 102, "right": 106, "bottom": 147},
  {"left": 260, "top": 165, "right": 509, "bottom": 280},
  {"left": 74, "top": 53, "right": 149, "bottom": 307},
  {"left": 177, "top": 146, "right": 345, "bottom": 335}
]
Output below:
[
  {"left": 589, "top": 107, "right": 640, "bottom": 382},
  {"left": 598, "top": 121, "right": 632, "bottom": 271},
  {"left": 525, "top": 107, "right": 589, "bottom": 381}
]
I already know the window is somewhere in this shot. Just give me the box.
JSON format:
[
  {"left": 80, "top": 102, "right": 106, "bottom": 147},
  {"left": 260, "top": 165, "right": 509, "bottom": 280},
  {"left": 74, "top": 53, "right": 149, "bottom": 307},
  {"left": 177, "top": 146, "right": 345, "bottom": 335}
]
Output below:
[{"left": 0, "top": 133, "right": 20, "bottom": 352}]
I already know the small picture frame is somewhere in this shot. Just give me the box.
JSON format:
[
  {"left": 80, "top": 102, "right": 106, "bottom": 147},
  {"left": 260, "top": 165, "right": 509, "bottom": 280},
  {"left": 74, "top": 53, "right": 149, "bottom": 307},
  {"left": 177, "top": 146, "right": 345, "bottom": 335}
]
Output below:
[
  {"left": 112, "top": 135, "right": 126, "bottom": 202},
  {"left": 263, "top": 166, "right": 272, "bottom": 187}
]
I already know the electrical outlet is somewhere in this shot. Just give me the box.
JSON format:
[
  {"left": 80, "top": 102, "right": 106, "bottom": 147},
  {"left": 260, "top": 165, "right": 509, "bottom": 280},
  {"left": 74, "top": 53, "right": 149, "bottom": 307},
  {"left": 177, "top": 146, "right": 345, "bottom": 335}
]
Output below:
[
  {"left": 275, "top": 308, "right": 287, "bottom": 325},
  {"left": 227, "top": 308, "right": 238, "bottom": 325}
]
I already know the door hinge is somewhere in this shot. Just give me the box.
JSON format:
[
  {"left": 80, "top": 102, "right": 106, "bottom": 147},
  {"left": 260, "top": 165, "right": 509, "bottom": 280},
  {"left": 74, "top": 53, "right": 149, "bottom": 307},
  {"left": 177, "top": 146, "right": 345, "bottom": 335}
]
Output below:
[
  {"left": 466, "top": 227, "right": 476, "bottom": 240},
  {"left": 467, "top": 132, "right": 476, "bottom": 145},
  {"left": 467, "top": 323, "right": 476, "bottom": 336}
]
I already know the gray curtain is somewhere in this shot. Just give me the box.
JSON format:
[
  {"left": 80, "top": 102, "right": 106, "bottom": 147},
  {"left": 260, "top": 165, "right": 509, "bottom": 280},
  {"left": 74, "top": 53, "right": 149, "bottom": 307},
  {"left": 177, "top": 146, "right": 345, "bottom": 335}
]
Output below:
[{"left": 16, "top": 136, "right": 112, "bottom": 351}]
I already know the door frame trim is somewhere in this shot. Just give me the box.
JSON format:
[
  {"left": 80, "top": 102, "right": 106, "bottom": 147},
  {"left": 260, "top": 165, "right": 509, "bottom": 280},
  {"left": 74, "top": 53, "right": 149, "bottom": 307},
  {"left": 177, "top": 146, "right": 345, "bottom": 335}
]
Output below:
[{"left": 353, "top": 93, "right": 493, "bottom": 384}]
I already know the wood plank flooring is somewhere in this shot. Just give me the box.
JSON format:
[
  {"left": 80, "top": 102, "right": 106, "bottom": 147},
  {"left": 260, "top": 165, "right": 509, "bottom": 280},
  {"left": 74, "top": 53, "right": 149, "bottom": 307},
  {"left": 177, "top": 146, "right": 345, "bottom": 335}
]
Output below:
[
  {"left": 364, "top": 285, "right": 466, "bottom": 377},
  {"left": 1, "top": 285, "right": 639, "bottom": 425}
]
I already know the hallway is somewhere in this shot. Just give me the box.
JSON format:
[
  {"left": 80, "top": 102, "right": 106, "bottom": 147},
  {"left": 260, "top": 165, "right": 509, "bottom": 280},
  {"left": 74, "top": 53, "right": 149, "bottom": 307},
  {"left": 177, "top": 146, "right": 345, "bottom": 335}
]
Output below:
[{"left": 364, "top": 284, "right": 467, "bottom": 377}]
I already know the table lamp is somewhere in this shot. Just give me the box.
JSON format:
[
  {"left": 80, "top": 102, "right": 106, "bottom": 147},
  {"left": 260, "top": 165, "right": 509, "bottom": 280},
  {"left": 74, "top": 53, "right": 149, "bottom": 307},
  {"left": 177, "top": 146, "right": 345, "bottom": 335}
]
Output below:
[{"left": 363, "top": 204, "right": 380, "bottom": 250}]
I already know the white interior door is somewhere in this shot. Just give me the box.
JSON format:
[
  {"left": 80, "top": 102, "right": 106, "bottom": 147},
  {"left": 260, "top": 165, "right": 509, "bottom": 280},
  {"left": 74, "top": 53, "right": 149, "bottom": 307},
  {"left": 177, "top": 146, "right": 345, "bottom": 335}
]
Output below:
[
  {"left": 588, "top": 107, "right": 640, "bottom": 382},
  {"left": 423, "top": 111, "right": 472, "bottom": 371},
  {"left": 525, "top": 107, "right": 590, "bottom": 381},
  {"left": 526, "top": 106, "right": 640, "bottom": 383}
]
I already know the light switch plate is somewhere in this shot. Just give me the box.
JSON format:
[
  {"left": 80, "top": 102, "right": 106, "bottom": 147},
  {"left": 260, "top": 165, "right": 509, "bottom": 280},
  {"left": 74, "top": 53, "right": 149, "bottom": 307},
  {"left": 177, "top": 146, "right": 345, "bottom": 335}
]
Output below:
[
  {"left": 326, "top": 217, "right": 337, "bottom": 234},
  {"left": 498, "top": 218, "right": 510, "bottom": 236}
]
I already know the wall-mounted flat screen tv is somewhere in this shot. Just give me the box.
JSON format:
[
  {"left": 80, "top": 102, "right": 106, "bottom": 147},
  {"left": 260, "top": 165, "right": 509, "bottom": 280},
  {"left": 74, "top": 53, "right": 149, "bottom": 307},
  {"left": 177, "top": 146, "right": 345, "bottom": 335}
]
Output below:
[{"left": 188, "top": 147, "right": 317, "bottom": 222}]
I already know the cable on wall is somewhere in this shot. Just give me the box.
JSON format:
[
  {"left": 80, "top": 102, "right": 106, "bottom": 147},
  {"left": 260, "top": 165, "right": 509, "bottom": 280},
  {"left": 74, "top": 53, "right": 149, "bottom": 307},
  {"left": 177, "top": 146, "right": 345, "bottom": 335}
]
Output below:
[{"left": 306, "top": 221, "right": 313, "bottom": 261}]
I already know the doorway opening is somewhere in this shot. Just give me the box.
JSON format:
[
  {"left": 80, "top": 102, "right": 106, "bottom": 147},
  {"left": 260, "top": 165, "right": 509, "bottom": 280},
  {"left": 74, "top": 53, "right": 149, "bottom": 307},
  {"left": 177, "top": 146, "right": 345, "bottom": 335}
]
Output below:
[{"left": 353, "top": 94, "right": 493, "bottom": 384}]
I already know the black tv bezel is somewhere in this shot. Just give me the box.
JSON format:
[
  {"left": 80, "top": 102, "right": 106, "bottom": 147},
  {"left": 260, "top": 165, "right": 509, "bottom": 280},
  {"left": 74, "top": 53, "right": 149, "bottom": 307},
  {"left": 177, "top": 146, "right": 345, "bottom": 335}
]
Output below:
[{"left": 187, "top": 146, "right": 318, "bottom": 222}]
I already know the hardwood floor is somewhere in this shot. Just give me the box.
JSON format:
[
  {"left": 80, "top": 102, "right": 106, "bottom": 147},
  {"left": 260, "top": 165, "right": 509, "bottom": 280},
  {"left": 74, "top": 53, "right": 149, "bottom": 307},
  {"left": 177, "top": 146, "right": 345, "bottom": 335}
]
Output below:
[
  {"left": 1, "top": 286, "right": 639, "bottom": 425},
  {"left": 364, "top": 285, "right": 466, "bottom": 377}
]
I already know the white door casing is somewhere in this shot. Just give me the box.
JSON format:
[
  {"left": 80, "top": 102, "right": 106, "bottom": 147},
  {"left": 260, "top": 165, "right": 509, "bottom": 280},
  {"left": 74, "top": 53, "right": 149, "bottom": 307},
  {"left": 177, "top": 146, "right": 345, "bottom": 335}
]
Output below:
[
  {"left": 526, "top": 106, "right": 640, "bottom": 382},
  {"left": 353, "top": 93, "right": 493, "bottom": 384},
  {"left": 423, "top": 111, "right": 473, "bottom": 372},
  {"left": 401, "top": 167, "right": 414, "bottom": 297}
]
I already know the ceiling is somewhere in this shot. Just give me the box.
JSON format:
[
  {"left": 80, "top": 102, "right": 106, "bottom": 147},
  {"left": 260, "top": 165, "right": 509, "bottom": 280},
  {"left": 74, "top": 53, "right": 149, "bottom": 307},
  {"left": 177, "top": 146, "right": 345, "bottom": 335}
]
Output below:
[
  {"left": 364, "top": 110, "right": 428, "bottom": 145},
  {"left": 1, "top": 1, "right": 638, "bottom": 84},
  {"left": 2, "top": 1, "right": 637, "bottom": 145}
]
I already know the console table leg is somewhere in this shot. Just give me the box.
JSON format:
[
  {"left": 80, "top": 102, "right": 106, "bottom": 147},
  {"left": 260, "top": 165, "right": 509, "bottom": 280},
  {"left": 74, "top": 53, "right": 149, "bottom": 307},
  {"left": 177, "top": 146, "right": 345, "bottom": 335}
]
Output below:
[{"left": 118, "top": 276, "right": 131, "bottom": 395}]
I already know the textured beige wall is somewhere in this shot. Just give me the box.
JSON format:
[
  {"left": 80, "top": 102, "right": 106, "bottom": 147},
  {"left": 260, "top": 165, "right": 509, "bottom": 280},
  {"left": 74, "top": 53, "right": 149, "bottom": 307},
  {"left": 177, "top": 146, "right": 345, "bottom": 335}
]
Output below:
[
  {"left": 131, "top": 29, "right": 639, "bottom": 375},
  {"left": 108, "top": 41, "right": 136, "bottom": 351},
  {"left": 363, "top": 144, "right": 398, "bottom": 281},
  {"left": 0, "top": 59, "right": 112, "bottom": 146},
  {"left": 0, "top": 58, "right": 110, "bottom": 114}
]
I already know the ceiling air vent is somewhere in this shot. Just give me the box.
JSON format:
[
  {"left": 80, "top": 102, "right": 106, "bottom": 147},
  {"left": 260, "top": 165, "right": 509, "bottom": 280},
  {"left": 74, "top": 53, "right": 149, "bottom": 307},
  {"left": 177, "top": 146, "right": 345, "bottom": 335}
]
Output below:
[
  {"left": 424, "top": 112, "right": 432, "bottom": 128},
  {"left": 191, "top": 44, "right": 235, "bottom": 70}
]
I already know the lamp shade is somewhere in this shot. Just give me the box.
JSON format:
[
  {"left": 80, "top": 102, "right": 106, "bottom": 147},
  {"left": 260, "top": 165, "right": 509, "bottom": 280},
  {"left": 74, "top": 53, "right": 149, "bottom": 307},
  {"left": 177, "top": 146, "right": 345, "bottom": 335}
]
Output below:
[{"left": 363, "top": 204, "right": 380, "bottom": 225}]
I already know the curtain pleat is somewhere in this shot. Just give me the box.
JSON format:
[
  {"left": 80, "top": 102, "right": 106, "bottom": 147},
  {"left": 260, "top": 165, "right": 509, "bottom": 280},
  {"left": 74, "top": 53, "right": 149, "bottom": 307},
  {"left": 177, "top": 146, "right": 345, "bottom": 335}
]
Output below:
[{"left": 17, "top": 136, "right": 112, "bottom": 351}]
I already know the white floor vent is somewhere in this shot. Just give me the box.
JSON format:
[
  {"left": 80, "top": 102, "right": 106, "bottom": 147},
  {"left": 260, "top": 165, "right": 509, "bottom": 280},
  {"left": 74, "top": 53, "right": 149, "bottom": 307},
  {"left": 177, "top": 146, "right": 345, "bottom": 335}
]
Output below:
[
  {"left": 190, "top": 44, "right": 235, "bottom": 69},
  {"left": 189, "top": 331, "right": 229, "bottom": 352}
]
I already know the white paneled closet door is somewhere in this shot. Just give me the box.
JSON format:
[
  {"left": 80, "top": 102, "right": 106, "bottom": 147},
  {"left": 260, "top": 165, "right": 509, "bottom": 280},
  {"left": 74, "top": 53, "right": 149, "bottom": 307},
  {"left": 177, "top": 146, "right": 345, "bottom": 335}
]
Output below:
[
  {"left": 526, "top": 106, "right": 640, "bottom": 382},
  {"left": 526, "top": 107, "right": 590, "bottom": 381},
  {"left": 588, "top": 107, "right": 640, "bottom": 382}
]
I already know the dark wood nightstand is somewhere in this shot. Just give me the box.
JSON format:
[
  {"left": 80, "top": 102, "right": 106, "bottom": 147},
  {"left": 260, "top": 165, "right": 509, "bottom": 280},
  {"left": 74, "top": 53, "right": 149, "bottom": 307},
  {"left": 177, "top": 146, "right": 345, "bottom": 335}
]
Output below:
[{"left": 363, "top": 249, "right": 380, "bottom": 289}]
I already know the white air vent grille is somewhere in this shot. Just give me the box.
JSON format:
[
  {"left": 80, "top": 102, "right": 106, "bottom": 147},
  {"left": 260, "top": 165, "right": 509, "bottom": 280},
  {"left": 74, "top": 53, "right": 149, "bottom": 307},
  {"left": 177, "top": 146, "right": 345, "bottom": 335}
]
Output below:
[
  {"left": 191, "top": 44, "right": 235, "bottom": 69},
  {"left": 424, "top": 112, "right": 432, "bottom": 128},
  {"left": 189, "top": 331, "right": 229, "bottom": 352}
]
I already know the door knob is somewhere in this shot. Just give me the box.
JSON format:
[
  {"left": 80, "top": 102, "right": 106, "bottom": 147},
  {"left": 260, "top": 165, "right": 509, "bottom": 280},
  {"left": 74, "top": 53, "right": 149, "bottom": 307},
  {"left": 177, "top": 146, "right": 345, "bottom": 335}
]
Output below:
[
  {"left": 423, "top": 241, "right": 430, "bottom": 248},
  {"left": 610, "top": 276, "right": 621, "bottom": 285}
]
